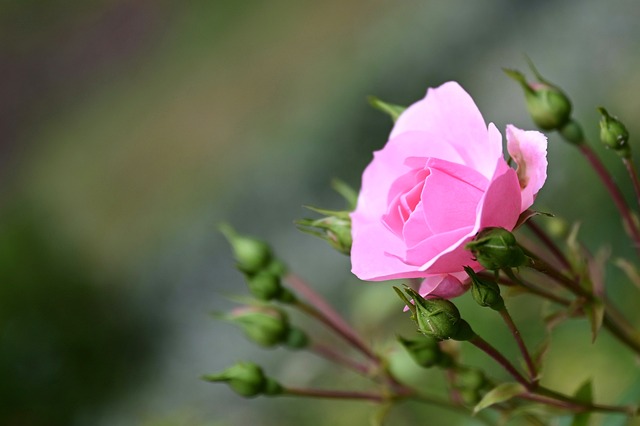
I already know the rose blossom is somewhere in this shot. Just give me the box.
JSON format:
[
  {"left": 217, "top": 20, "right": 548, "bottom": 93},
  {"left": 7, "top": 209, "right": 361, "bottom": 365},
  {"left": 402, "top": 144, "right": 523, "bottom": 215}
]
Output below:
[{"left": 350, "top": 82, "right": 547, "bottom": 298}]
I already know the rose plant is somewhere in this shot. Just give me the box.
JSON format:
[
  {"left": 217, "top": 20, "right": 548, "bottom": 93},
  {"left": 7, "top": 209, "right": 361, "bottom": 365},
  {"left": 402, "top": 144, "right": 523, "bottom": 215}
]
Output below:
[
  {"left": 214, "top": 69, "right": 640, "bottom": 425},
  {"left": 351, "top": 82, "right": 548, "bottom": 298}
]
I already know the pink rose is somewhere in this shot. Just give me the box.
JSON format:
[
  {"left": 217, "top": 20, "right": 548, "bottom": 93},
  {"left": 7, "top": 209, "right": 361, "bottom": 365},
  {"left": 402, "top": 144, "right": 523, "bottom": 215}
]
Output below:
[{"left": 350, "top": 82, "right": 547, "bottom": 298}]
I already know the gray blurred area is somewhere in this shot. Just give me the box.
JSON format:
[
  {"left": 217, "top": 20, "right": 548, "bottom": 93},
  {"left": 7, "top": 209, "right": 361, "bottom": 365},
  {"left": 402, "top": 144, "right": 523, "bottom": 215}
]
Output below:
[{"left": 2, "top": 1, "right": 640, "bottom": 425}]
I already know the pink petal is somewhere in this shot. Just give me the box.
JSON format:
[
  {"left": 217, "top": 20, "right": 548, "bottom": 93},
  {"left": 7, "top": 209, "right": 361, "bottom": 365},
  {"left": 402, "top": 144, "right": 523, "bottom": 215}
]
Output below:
[
  {"left": 350, "top": 213, "right": 435, "bottom": 281},
  {"left": 477, "top": 159, "right": 522, "bottom": 230},
  {"left": 390, "top": 82, "right": 502, "bottom": 178},
  {"left": 355, "top": 131, "right": 463, "bottom": 222},
  {"left": 420, "top": 159, "right": 488, "bottom": 234},
  {"left": 411, "top": 159, "right": 521, "bottom": 274},
  {"left": 506, "top": 125, "right": 548, "bottom": 211},
  {"left": 404, "top": 226, "right": 476, "bottom": 272},
  {"left": 419, "top": 273, "right": 470, "bottom": 299}
]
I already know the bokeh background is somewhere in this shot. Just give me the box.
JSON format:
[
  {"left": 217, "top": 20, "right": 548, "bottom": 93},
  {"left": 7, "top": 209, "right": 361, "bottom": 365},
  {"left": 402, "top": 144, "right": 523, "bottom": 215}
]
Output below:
[{"left": 2, "top": 1, "right": 640, "bottom": 425}]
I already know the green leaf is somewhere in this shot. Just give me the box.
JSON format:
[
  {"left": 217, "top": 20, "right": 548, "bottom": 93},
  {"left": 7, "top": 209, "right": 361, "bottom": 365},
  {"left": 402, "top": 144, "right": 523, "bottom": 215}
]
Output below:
[
  {"left": 585, "top": 298, "right": 605, "bottom": 343},
  {"left": 570, "top": 379, "right": 593, "bottom": 426},
  {"left": 473, "top": 382, "right": 526, "bottom": 414},
  {"left": 614, "top": 258, "right": 640, "bottom": 291},
  {"left": 368, "top": 96, "right": 406, "bottom": 122},
  {"left": 331, "top": 178, "right": 358, "bottom": 211}
]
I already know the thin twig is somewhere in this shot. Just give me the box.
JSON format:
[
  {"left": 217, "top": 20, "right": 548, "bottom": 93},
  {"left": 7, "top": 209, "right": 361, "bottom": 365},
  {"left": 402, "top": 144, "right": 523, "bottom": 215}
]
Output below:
[
  {"left": 286, "top": 273, "right": 380, "bottom": 363},
  {"left": 524, "top": 220, "right": 572, "bottom": 272},
  {"left": 469, "top": 334, "right": 531, "bottom": 390},
  {"left": 578, "top": 144, "right": 640, "bottom": 256},
  {"left": 499, "top": 308, "right": 538, "bottom": 384},
  {"left": 623, "top": 157, "right": 640, "bottom": 213}
]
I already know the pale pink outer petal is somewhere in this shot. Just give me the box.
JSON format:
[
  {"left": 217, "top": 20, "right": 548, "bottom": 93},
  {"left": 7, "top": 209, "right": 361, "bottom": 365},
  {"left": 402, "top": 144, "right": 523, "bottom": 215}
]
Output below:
[
  {"left": 418, "top": 272, "right": 470, "bottom": 299},
  {"left": 390, "top": 82, "right": 502, "bottom": 178},
  {"left": 506, "top": 125, "right": 548, "bottom": 211}
]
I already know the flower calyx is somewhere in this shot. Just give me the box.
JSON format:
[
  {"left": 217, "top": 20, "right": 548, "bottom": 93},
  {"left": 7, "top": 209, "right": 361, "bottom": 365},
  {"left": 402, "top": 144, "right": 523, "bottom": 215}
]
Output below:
[
  {"left": 466, "top": 227, "right": 526, "bottom": 271},
  {"left": 394, "top": 286, "right": 475, "bottom": 341}
]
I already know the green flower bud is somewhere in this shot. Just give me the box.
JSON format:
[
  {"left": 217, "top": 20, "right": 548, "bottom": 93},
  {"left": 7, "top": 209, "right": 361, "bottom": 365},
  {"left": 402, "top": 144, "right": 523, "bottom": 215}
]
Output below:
[
  {"left": 247, "top": 270, "right": 283, "bottom": 301},
  {"left": 219, "top": 224, "right": 272, "bottom": 274},
  {"left": 465, "top": 267, "right": 505, "bottom": 311},
  {"left": 397, "top": 335, "right": 442, "bottom": 368},
  {"left": 203, "top": 362, "right": 281, "bottom": 397},
  {"left": 466, "top": 227, "right": 526, "bottom": 270},
  {"left": 296, "top": 207, "right": 352, "bottom": 255},
  {"left": 228, "top": 306, "right": 290, "bottom": 347},
  {"left": 394, "top": 287, "right": 475, "bottom": 341},
  {"left": 459, "top": 388, "right": 481, "bottom": 406},
  {"left": 504, "top": 67, "right": 572, "bottom": 131},
  {"left": 456, "top": 367, "right": 486, "bottom": 391},
  {"left": 284, "top": 327, "right": 309, "bottom": 349},
  {"left": 598, "top": 107, "right": 630, "bottom": 158}
]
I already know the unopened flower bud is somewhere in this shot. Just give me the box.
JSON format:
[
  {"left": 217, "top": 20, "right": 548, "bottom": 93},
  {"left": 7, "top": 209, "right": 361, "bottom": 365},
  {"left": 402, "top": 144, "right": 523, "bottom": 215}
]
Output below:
[
  {"left": 284, "top": 327, "right": 309, "bottom": 349},
  {"left": 598, "top": 107, "right": 630, "bottom": 158},
  {"left": 296, "top": 207, "right": 352, "bottom": 255},
  {"left": 456, "top": 366, "right": 487, "bottom": 391},
  {"left": 465, "top": 267, "right": 504, "bottom": 311},
  {"left": 228, "top": 306, "right": 290, "bottom": 347},
  {"left": 504, "top": 68, "right": 572, "bottom": 131},
  {"left": 394, "top": 287, "right": 475, "bottom": 341},
  {"left": 398, "top": 335, "right": 442, "bottom": 368},
  {"left": 247, "top": 270, "right": 283, "bottom": 301},
  {"left": 219, "top": 224, "right": 272, "bottom": 274},
  {"left": 459, "top": 388, "right": 481, "bottom": 406},
  {"left": 203, "top": 362, "right": 282, "bottom": 397},
  {"left": 466, "top": 227, "right": 526, "bottom": 270}
]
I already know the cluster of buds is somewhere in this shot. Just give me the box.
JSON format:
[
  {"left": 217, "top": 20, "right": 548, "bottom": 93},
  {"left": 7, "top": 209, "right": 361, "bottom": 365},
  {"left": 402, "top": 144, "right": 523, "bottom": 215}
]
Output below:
[{"left": 219, "top": 223, "right": 294, "bottom": 303}]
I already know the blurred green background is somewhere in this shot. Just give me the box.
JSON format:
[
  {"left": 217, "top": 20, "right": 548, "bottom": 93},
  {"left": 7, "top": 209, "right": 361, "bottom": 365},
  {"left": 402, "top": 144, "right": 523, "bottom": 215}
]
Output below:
[{"left": 2, "top": 0, "right": 640, "bottom": 425}]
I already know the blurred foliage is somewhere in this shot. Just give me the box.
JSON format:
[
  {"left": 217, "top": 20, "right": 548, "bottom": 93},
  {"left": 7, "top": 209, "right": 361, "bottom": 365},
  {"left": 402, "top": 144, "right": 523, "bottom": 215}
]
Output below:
[{"left": 0, "top": 201, "right": 161, "bottom": 426}]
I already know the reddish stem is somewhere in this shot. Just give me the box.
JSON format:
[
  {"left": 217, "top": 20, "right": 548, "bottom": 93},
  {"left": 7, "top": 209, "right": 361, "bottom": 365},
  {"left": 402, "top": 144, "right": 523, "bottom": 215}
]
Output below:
[
  {"left": 623, "top": 157, "right": 640, "bottom": 212},
  {"left": 283, "top": 387, "right": 386, "bottom": 402},
  {"left": 469, "top": 335, "right": 532, "bottom": 390},
  {"left": 524, "top": 220, "right": 572, "bottom": 272},
  {"left": 286, "top": 273, "right": 380, "bottom": 363},
  {"left": 310, "top": 342, "right": 371, "bottom": 376},
  {"left": 499, "top": 308, "right": 538, "bottom": 384},
  {"left": 578, "top": 144, "right": 640, "bottom": 255}
]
